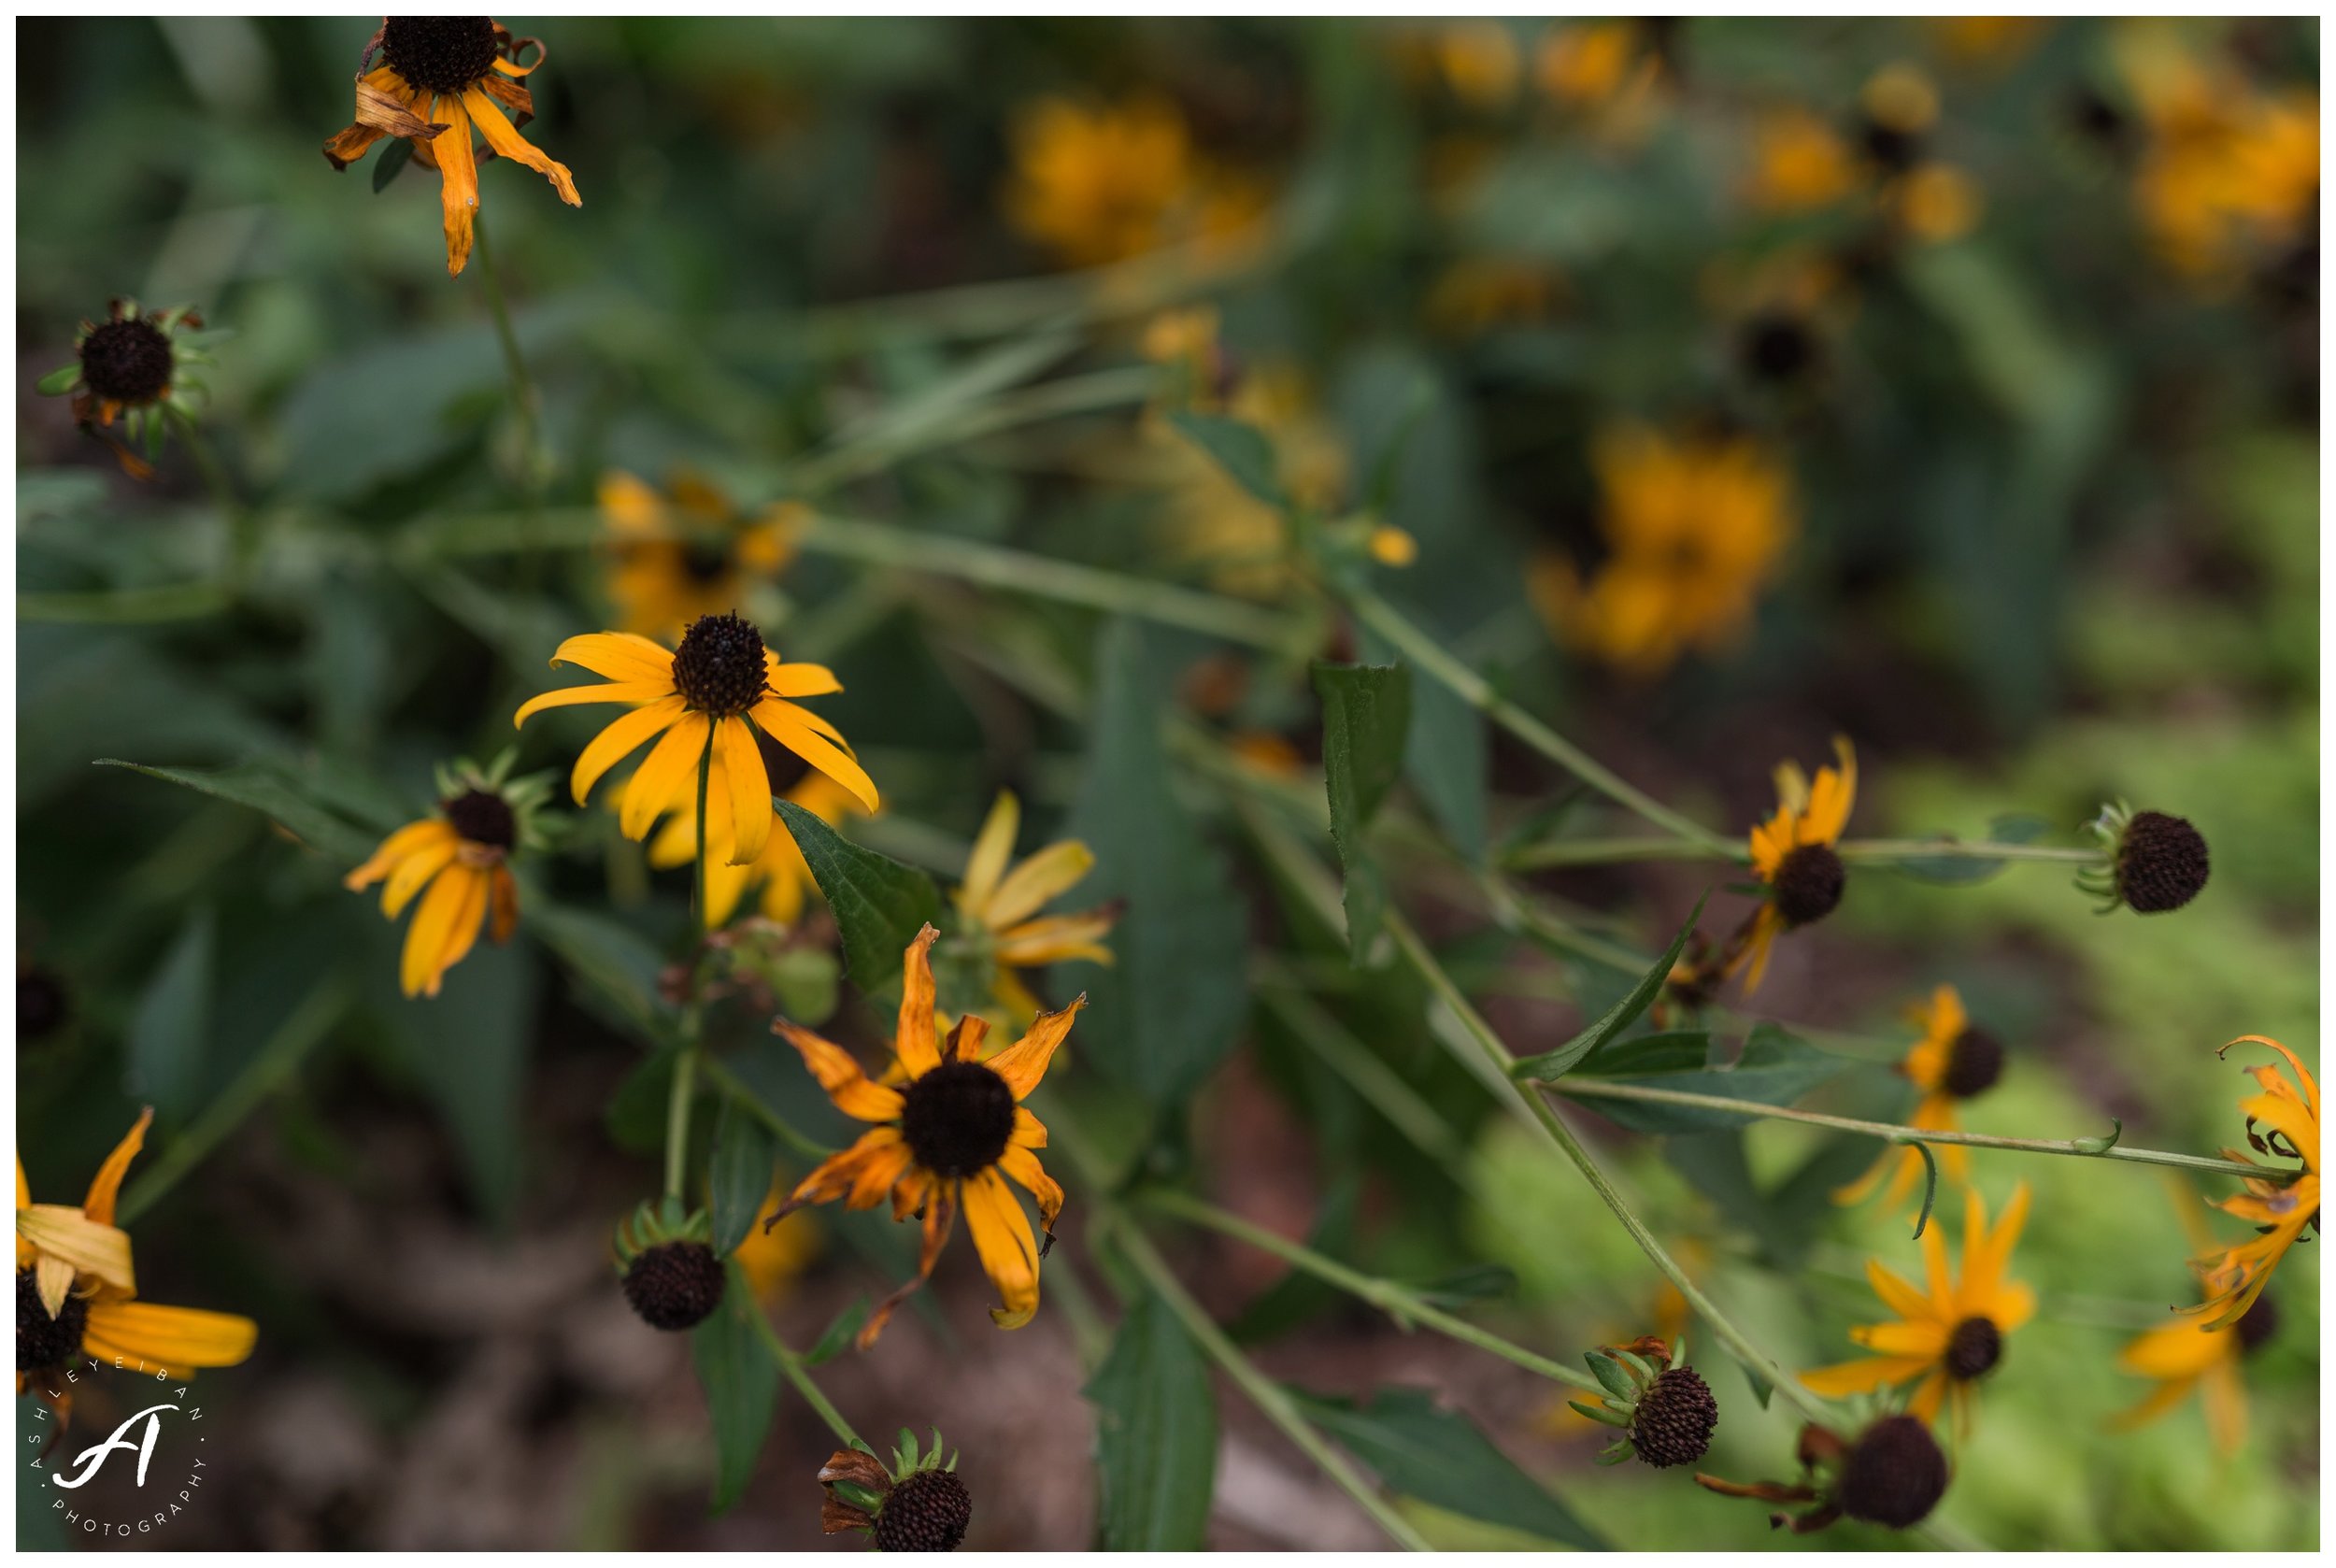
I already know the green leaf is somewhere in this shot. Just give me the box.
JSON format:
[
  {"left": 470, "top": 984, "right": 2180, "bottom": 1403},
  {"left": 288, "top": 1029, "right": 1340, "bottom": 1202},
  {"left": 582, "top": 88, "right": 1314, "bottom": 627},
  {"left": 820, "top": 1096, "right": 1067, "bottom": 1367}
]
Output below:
[
  {"left": 606, "top": 1046, "right": 681, "bottom": 1155},
  {"left": 97, "top": 757, "right": 382, "bottom": 866},
  {"left": 371, "top": 135, "right": 413, "bottom": 192},
  {"left": 1064, "top": 621, "right": 1249, "bottom": 1105},
  {"left": 708, "top": 1099, "right": 779, "bottom": 1257},
  {"left": 1299, "top": 1386, "right": 1608, "bottom": 1550},
  {"left": 1890, "top": 813, "right": 2054, "bottom": 884},
  {"left": 1568, "top": 1024, "right": 1849, "bottom": 1133},
  {"left": 1360, "top": 620, "right": 1486, "bottom": 862},
  {"left": 1085, "top": 1288, "right": 1218, "bottom": 1550},
  {"left": 803, "top": 1297, "right": 870, "bottom": 1367},
  {"left": 1166, "top": 410, "right": 1287, "bottom": 508},
  {"left": 373, "top": 933, "right": 534, "bottom": 1224},
  {"left": 127, "top": 907, "right": 215, "bottom": 1122},
  {"left": 1313, "top": 661, "right": 1413, "bottom": 963},
  {"left": 777, "top": 799, "right": 942, "bottom": 1000},
  {"left": 1574, "top": 1029, "right": 1710, "bottom": 1077},
  {"left": 1403, "top": 1263, "right": 1516, "bottom": 1310},
  {"left": 691, "top": 1260, "right": 779, "bottom": 1515},
  {"left": 1512, "top": 891, "right": 1709, "bottom": 1082},
  {"left": 528, "top": 901, "right": 674, "bottom": 1044},
  {"left": 35, "top": 365, "right": 80, "bottom": 395}
]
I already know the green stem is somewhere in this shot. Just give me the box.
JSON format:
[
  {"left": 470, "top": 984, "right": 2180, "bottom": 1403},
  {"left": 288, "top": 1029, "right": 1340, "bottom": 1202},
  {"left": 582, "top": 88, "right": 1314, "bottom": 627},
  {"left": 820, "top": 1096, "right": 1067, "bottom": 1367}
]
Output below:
[
  {"left": 1545, "top": 1078, "right": 2275, "bottom": 1182},
  {"left": 1503, "top": 836, "right": 1742, "bottom": 870},
  {"left": 664, "top": 725, "right": 717, "bottom": 1204},
  {"left": 743, "top": 1297, "right": 862, "bottom": 1448},
  {"left": 1138, "top": 1188, "right": 1598, "bottom": 1393},
  {"left": 1381, "top": 908, "right": 1835, "bottom": 1429},
  {"left": 115, "top": 979, "right": 348, "bottom": 1226},
  {"left": 1047, "top": 1108, "right": 1435, "bottom": 1552},
  {"left": 796, "top": 513, "right": 1290, "bottom": 649},
  {"left": 1835, "top": 837, "right": 2104, "bottom": 865},
  {"left": 793, "top": 366, "right": 1159, "bottom": 493},
  {"left": 1345, "top": 587, "right": 1733, "bottom": 852}
]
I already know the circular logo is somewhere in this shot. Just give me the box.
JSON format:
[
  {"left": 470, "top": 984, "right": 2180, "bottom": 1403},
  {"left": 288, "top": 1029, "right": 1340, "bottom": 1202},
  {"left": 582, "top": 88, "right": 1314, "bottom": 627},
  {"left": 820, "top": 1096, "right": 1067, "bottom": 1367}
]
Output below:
[{"left": 22, "top": 1355, "right": 218, "bottom": 1542}]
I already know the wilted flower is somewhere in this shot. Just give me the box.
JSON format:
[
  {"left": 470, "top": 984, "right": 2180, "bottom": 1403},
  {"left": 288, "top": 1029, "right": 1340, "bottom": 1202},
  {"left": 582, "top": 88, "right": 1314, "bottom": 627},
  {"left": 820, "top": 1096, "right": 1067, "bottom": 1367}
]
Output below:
[
  {"left": 2079, "top": 802, "right": 2211, "bottom": 915},
  {"left": 819, "top": 1430, "right": 972, "bottom": 1550},
  {"left": 612, "top": 1199, "right": 724, "bottom": 1333},
  {"left": 345, "top": 753, "right": 549, "bottom": 998},
  {"left": 321, "top": 18, "right": 579, "bottom": 277},
  {"left": 2182, "top": 1036, "right": 2318, "bottom": 1331},
  {"left": 17, "top": 1110, "right": 257, "bottom": 1422},
  {"left": 1697, "top": 1416, "right": 1950, "bottom": 1533},
  {"left": 770, "top": 927, "right": 1078, "bottom": 1347},
  {"left": 1567, "top": 1336, "right": 1719, "bottom": 1469},
  {"left": 35, "top": 299, "right": 209, "bottom": 479}
]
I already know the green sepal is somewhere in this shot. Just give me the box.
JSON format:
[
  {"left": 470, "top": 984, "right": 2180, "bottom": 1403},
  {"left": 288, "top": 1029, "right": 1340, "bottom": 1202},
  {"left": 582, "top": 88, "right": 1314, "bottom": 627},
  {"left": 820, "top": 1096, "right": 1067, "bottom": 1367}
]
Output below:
[
  {"left": 1568, "top": 1400, "right": 1631, "bottom": 1429},
  {"left": 1586, "top": 1351, "right": 1637, "bottom": 1401},
  {"left": 1594, "top": 1439, "right": 1636, "bottom": 1466},
  {"left": 36, "top": 365, "right": 80, "bottom": 395}
]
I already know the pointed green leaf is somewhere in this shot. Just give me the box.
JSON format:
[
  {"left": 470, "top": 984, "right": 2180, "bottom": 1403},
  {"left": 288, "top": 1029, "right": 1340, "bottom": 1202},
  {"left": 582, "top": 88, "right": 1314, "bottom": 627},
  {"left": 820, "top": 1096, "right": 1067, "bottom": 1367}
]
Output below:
[
  {"left": 371, "top": 135, "right": 414, "bottom": 192},
  {"left": 1085, "top": 1288, "right": 1218, "bottom": 1549},
  {"left": 127, "top": 907, "right": 215, "bottom": 1122},
  {"left": 804, "top": 1297, "right": 870, "bottom": 1367},
  {"left": 35, "top": 365, "right": 80, "bottom": 395},
  {"left": 777, "top": 799, "right": 942, "bottom": 999},
  {"left": 1166, "top": 410, "right": 1286, "bottom": 508},
  {"left": 1513, "top": 891, "right": 1710, "bottom": 1082},
  {"left": 1561, "top": 1023, "right": 1850, "bottom": 1133},
  {"left": 1586, "top": 1350, "right": 1637, "bottom": 1401},
  {"left": 1313, "top": 661, "right": 1413, "bottom": 963},
  {"left": 691, "top": 1260, "right": 778, "bottom": 1515},
  {"left": 1569, "top": 1399, "right": 1631, "bottom": 1429},
  {"left": 708, "top": 1098, "right": 779, "bottom": 1257},
  {"left": 97, "top": 757, "right": 382, "bottom": 865}
]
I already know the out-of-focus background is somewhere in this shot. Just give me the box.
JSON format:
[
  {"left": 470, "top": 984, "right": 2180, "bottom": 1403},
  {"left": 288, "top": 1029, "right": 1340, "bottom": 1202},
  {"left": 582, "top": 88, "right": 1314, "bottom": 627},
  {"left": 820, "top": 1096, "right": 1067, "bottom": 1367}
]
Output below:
[{"left": 16, "top": 16, "right": 2318, "bottom": 1551}]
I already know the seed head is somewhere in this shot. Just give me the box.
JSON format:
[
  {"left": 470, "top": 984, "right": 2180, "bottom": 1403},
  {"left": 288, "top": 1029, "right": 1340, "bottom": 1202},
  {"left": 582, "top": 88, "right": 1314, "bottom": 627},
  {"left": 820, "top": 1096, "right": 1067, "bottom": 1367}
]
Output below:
[
  {"left": 1773, "top": 843, "right": 1846, "bottom": 927},
  {"left": 874, "top": 1467, "right": 972, "bottom": 1552},
  {"left": 620, "top": 1240, "right": 726, "bottom": 1332},
  {"left": 2234, "top": 1290, "right": 2279, "bottom": 1356},
  {"left": 443, "top": 788, "right": 517, "bottom": 850},
  {"left": 671, "top": 611, "right": 770, "bottom": 717},
  {"left": 78, "top": 319, "right": 174, "bottom": 405},
  {"left": 16, "top": 1269, "right": 90, "bottom": 1374},
  {"left": 1838, "top": 1415, "right": 1949, "bottom": 1529},
  {"left": 379, "top": 17, "right": 500, "bottom": 95},
  {"left": 1944, "top": 1315, "right": 2001, "bottom": 1380},
  {"left": 1631, "top": 1365, "right": 1719, "bottom": 1468},
  {"left": 2115, "top": 810, "right": 2209, "bottom": 914},
  {"left": 900, "top": 1060, "right": 1017, "bottom": 1177}
]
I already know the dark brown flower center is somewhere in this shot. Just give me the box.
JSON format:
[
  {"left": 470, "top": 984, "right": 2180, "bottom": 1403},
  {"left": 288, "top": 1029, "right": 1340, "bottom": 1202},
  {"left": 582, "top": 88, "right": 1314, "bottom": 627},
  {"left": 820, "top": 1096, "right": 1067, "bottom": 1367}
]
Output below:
[
  {"left": 680, "top": 541, "right": 732, "bottom": 585},
  {"left": 1838, "top": 1414, "right": 1948, "bottom": 1529},
  {"left": 1941, "top": 1027, "right": 2004, "bottom": 1099},
  {"left": 1772, "top": 843, "right": 1845, "bottom": 927},
  {"left": 900, "top": 1060, "right": 1016, "bottom": 1178},
  {"left": 2233, "top": 1291, "right": 2279, "bottom": 1356},
  {"left": 2115, "top": 810, "right": 2210, "bottom": 914},
  {"left": 78, "top": 319, "right": 174, "bottom": 405},
  {"left": 874, "top": 1467, "right": 973, "bottom": 1552},
  {"left": 1860, "top": 118, "right": 1920, "bottom": 174},
  {"left": 1631, "top": 1364, "right": 1719, "bottom": 1469},
  {"left": 443, "top": 788, "right": 516, "bottom": 849},
  {"left": 19, "top": 966, "right": 69, "bottom": 1043},
  {"left": 671, "top": 611, "right": 769, "bottom": 718},
  {"left": 1740, "top": 311, "right": 1816, "bottom": 383},
  {"left": 620, "top": 1241, "right": 726, "bottom": 1333},
  {"left": 380, "top": 16, "right": 499, "bottom": 95},
  {"left": 16, "top": 1269, "right": 90, "bottom": 1374},
  {"left": 1944, "top": 1314, "right": 2001, "bottom": 1379}
]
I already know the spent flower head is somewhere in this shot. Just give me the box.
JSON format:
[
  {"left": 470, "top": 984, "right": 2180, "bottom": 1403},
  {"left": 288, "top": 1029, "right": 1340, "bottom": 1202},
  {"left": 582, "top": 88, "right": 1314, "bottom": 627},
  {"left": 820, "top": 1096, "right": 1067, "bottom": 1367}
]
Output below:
[
  {"left": 819, "top": 1429, "right": 971, "bottom": 1550},
  {"left": 36, "top": 299, "right": 210, "bottom": 479}
]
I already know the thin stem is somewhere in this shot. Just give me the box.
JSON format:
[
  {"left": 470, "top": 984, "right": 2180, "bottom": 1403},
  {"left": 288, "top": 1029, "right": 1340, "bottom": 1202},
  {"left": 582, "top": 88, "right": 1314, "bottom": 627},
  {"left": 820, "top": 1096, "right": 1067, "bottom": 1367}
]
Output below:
[
  {"left": 1503, "top": 835, "right": 1742, "bottom": 870},
  {"left": 665, "top": 725, "right": 717, "bottom": 1204},
  {"left": 1546, "top": 1078, "right": 2276, "bottom": 1183},
  {"left": 1382, "top": 907, "right": 1836, "bottom": 1429},
  {"left": 796, "top": 512, "right": 1290, "bottom": 649},
  {"left": 1836, "top": 837, "right": 2103, "bottom": 865},
  {"left": 116, "top": 979, "right": 347, "bottom": 1226},
  {"left": 1345, "top": 587, "right": 1734, "bottom": 852},
  {"left": 1046, "top": 1106, "right": 1434, "bottom": 1552},
  {"left": 1138, "top": 1188, "right": 1599, "bottom": 1392},
  {"left": 471, "top": 211, "right": 542, "bottom": 490},
  {"left": 743, "top": 1296, "right": 862, "bottom": 1448}
]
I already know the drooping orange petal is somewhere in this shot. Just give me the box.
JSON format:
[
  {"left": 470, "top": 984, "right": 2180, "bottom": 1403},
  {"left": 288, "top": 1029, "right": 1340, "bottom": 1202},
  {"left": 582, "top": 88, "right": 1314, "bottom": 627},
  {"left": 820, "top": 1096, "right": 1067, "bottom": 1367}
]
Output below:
[
  {"left": 461, "top": 85, "right": 579, "bottom": 205},
  {"left": 982, "top": 994, "right": 1087, "bottom": 1101},
  {"left": 379, "top": 833, "right": 460, "bottom": 919},
  {"left": 776, "top": 1022, "right": 905, "bottom": 1122},
  {"left": 405, "top": 862, "right": 488, "bottom": 998},
  {"left": 893, "top": 925, "right": 944, "bottom": 1080},
  {"left": 343, "top": 818, "right": 459, "bottom": 891},
  {"left": 2225, "top": 1035, "right": 2318, "bottom": 1123},
  {"left": 81, "top": 1109, "right": 154, "bottom": 1226},
  {"left": 961, "top": 1167, "right": 1042, "bottom": 1330},
  {"left": 429, "top": 91, "right": 479, "bottom": 277},
  {"left": 996, "top": 1144, "right": 1064, "bottom": 1233},
  {"left": 1906, "top": 1367, "right": 1950, "bottom": 1423},
  {"left": 1012, "top": 1107, "right": 1048, "bottom": 1148},
  {"left": 488, "top": 864, "right": 520, "bottom": 944},
  {"left": 840, "top": 1129, "right": 914, "bottom": 1211},
  {"left": 858, "top": 1182, "right": 958, "bottom": 1348}
]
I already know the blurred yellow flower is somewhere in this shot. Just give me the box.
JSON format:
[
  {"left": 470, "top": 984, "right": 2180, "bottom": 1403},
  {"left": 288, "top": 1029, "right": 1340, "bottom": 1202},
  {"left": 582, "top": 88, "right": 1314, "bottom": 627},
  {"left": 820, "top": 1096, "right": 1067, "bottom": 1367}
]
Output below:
[
  {"left": 1434, "top": 21, "right": 1523, "bottom": 110},
  {"left": 600, "top": 471, "right": 800, "bottom": 642},
  {"left": 1528, "top": 424, "right": 1795, "bottom": 679},
  {"left": 1536, "top": 21, "right": 1640, "bottom": 107},
  {"left": 2113, "top": 1179, "right": 2283, "bottom": 1457},
  {"left": 734, "top": 1185, "right": 822, "bottom": 1305},
  {"left": 1156, "top": 349, "right": 1348, "bottom": 598},
  {"left": 515, "top": 618, "right": 877, "bottom": 874},
  {"left": 320, "top": 19, "right": 578, "bottom": 278},
  {"left": 1426, "top": 256, "right": 1562, "bottom": 336},
  {"left": 1836, "top": 986, "right": 2003, "bottom": 1212},
  {"left": 1746, "top": 107, "right": 1859, "bottom": 213},
  {"left": 1746, "top": 69, "right": 1983, "bottom": 244},
  {"left": 1729, "top": 736, "right": 1856, "bottom": 996},
  {"left": 952, "top": 791, "right": 1118, "bottom": 1022},
  {"left": 1004, "top": 94, "right": 1261, "bottom": 267},
  {"left": 2183, "top": 1036, "right": 2318, "bottom": 1331},
  {"left": 1928, "top": 16, "right": 2048, "bottom": 69},
  {"left": 1889, "top": 162, "right": 1984, "bottom": 243},
  {"left": 17, "top": 1109, "right": 257, "bottom": 1420},
  {"left": 1803, "top": 1183, "right": 2033, "bottom": 1434},
  {"left": 647, "top": 738, "right": 869, "bottom": 929}
]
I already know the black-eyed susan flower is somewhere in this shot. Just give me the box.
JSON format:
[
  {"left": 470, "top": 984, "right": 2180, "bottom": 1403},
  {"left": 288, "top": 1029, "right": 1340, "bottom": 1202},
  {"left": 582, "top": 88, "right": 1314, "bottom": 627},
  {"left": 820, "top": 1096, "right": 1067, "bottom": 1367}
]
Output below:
[
  {"left": 17, "top": 1110, "right": 257, "bottom": 1418},
  {"left": 345, "top": 754, "right": 548, "bottom": 998},
  {"left": 1745, "top": 107, "right": 1859, "bottom": 214},
  {"left": 1716, "top": 736, "right": 1856, "bottom": 995},
  {"left": 1802, "top": 1182, "right": 2033, "bottom": 1433},
  {"left": 819, "top": 1431, "right": 972, "bottom": 1550},
  {"left": 2114, "top": 1287, "right": 2279, "bottom": 1457},
  {"left": 946, "top": 791, "right": 1118, "bottom": 1023},
  {"left": 512, "top": 613, "right": 877, "bottom": 877},
  {"left": 612, "top": 1199, "right": 724, "bottom": 1332},
  {"left": 646, "top": 729, "right": 869, "bottom": 929},
  {"left": 320, "top": 18, "right": 579, "bottom": 278},
  {"left": 769, "top": 926, "right": 1080, "bottom": 1348},
  {"left": 1569, "top": 1336, "right": 1719, "bottom": 1469},
  {"left": 2078, "top": 801, "right": 2211, "bottom": 914},
  {"left": 1835, "top": 985, "right": 2004, "bottom": 1212},
  {"left": 1527, "top": 424, "right": 1796, "bottom": 680},
  {"left": 1004, "top": 93, "right": 1262, "bottom": 268},
  {"left": 600, "top": 470, "right": 802, "bottom": 641},
  {"left": 1697, "top": 1417, "right": 1949, "bottom": 1533},
  {"left": 2183, "top": 1035, "right": 2317, "bottom": 1330},
  {"left": 35, "top": 299, "right": 208, "bottom": 479}
]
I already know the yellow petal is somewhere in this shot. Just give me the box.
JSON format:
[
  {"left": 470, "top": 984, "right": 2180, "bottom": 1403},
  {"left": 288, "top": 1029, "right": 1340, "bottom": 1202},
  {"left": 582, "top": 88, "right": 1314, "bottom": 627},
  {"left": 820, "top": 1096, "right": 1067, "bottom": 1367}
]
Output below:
[
  {"left": 18, "top": 1205, "right": 134, "bottom": 1295},
  {"left": 81, "top": 1300, "right": 256, "bottom": 1375},
  {"left": 620, "top": 715, "right": 712, "bottom": 841},
  {"left": 717, "top": 714, "right": 773, "bottom": 866},
  {"left": 430, "top": 91, "right": 478, "bottom": 277},
  {"left": 572, "top": 693, "right": 688, "bottom": 805},
  {"left": 767, "top": 659, "right": 844, "bottom": 699},
  {"left": 956, "top": 792, "right": 1020, "bottom": 921},
  {"left": 996, "top": 1144, "right": 1063, "bottom": 1233},
  {"left": 750, "top": 700, "right": 879, "bottom": 813},
  {"left": 1801, "top": 1355, "right": 1930, "bottom": 1397},
  {"left": 461, "top": 85, "right": 578, "bottom": 205},
  {"left": 551, "top": 632, "right": 677, "bottom": 683},
  {"left": 894, "top": 925, "right": 944, "bottom": 1080},
  {"left": 776, "top": 1022, "right": 905, "bottom": 1123},
  {"left": 343, "top": 818, "right": 457, "bottom": 891},
  {"left": 35, "top": 1254, "right": 77, "bottom": 1319},
  {"left": 82, "top": 1108, "right": 153, "bottom": 1226},
  {"left": 984, "top": 840, "right": 1097, "bottom": 930},
  {"left": 994, "top": 912, "right": 1117, "bottom": 967},
  {"left": 379, "top": 834, "right": 459, "bottom": 919},
  {"left": 961, "top": 1167, "right": 1042, "bottom": 1330},
  {"left": 1851, "top": 1319, "right": 1948, "bottom": 1358},
  {"left": 982, "top": 994, "right": 1086, "bottom": 1101},
  {"left": 513, "top": 679, "right": 674, "bottom": 727},
  {"left": 402, "top": 862, "right": 485, "bottom": 998},
  {"left": 598, "top": 470, "right": 667, "bottom": 536}
]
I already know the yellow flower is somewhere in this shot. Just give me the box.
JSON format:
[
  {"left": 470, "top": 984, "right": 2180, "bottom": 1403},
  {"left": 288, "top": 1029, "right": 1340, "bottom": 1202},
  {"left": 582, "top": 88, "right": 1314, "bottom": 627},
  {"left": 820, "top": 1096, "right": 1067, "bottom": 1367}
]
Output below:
[
  {"left": 1153, "top": 351, "right": 1348, "bottom": 600},
  {"left": 734, "top": 1186, "right": 821, "bottom": 1306},
  {"left": 1889, "top": 162, "right": 1984, "bottom": 243},
  {"left": 1803, "top": 1183, "right": 2034, "bottom": 1433},
  {"left": 512, "top": 615, "right": 877, "bottom": 876},
  {"left": 646, "top": 740, "right": 869, "bottom": 929},
  {"left": 17, "top": 1110, "right": 257, "bottom": 1417},
  {"left": 1725, "top": 736, "right": 1856, "bottom": 996},
  {"left": 1528, "top": 424, "right": 1796, "bottom": 679},
  {"left": 951, "top": 791, "right": 1118, "bottom": 1021},
  {"left": 599, "top": 471, "right": 800, "bottom": 641},
  {"left": 320, "top": 19, "right": 579, "bottom": 278},
  {"left": 1836, "top": 986, "right": 2003, "bottom": 1212},
  {"left": 1928, "top": 16, "right": 2048, "bottom": 69},
  {"left": 1004, "top": 94, "right": 1258, "bottom": 268},
  {"left": 1536, "top": 21, "right": 1641, "bottom": 107},
  {"left": 1433, "top": 21, "right": 1523, "bottom": 110},
  {"left": 1746, "top": 107, "right": 1859, "bottom": 213},
  {"left": 773, "top": 926, "right": 1080, "bottom": 1347},
  {"left": 2112, "top": 1179, "right": 2283, "bottom": 1457},
  {"left": 346, "top": 759, "right": 543, "bottom": 998},
  {"left": 2183, "top": 1035, "right": 2318, "bottom": 1331}
]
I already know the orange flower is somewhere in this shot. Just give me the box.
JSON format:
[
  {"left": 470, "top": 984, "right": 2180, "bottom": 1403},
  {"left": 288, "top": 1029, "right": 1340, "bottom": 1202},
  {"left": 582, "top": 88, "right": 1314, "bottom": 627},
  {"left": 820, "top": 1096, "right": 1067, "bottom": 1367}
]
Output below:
[{"left": 2182, "top": 1036, "right": 2318, "bottom": 1331}]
